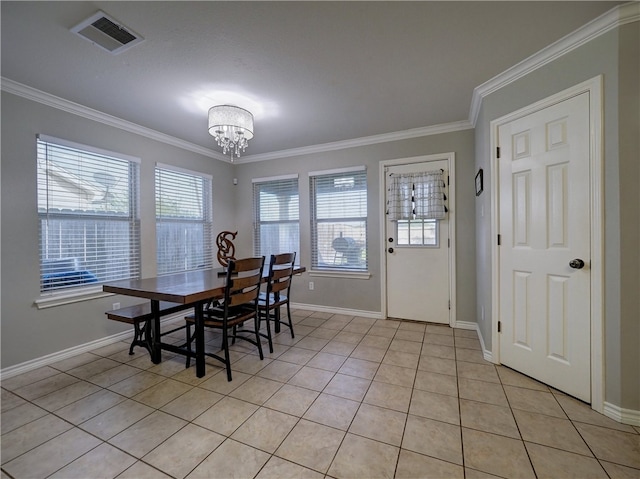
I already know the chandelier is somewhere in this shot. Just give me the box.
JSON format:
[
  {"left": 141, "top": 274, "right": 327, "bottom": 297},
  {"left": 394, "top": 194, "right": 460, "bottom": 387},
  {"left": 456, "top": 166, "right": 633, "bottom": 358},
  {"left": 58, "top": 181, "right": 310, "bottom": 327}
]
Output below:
[{"left": 208, "top": 105, "right": 254, "bottom": 161}]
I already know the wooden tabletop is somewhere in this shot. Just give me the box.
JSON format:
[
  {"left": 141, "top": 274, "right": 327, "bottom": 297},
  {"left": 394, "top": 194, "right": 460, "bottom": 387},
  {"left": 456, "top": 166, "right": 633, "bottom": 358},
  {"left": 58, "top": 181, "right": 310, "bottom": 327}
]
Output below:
[{"left": 103, "top": 266, "right": 305, "bottom": 304}]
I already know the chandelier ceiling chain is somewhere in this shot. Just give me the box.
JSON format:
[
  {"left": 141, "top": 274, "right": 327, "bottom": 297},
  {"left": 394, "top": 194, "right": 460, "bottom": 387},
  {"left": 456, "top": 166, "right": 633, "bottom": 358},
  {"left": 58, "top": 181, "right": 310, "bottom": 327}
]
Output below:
[{"left": 208, "top": 105, "right": 254, "bottom": 162}]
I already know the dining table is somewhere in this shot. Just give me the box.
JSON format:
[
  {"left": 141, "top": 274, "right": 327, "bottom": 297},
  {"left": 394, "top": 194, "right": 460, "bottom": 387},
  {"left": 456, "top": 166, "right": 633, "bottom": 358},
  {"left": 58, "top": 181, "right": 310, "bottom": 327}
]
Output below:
[{"left": 103, "top": 265, "right": 305, "bottom": 378}]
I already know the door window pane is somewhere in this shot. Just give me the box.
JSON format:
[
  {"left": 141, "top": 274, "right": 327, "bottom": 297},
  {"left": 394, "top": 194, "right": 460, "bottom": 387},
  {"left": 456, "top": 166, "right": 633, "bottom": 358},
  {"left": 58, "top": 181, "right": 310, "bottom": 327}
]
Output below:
[{"left": 396, "top": 219, "right": 438, "bottom": 247}]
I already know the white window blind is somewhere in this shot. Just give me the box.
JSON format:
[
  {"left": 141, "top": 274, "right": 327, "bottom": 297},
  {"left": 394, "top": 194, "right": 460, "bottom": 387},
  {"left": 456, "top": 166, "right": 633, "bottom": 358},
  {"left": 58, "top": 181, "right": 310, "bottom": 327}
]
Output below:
[
  {"left": 253, "top": 175, "right": 299, "bottom": 263},
  {"left": 155, "top": 165, "right": 213, "bottom": 275},
  {"left": 37, "top": 136, "right": 141, "bottom": 292},
  {"left": 310, "top": 168, "right": 367, "bottom": 271}
]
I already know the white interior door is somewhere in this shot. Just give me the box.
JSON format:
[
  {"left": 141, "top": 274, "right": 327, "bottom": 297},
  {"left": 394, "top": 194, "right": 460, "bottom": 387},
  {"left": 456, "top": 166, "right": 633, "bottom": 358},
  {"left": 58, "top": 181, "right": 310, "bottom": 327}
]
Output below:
[
  {"left": 498, "top": 92, "right": 591, "bottom": 402},
  {"left": 385, "top": 159, "right": 450, "bottom": 323}
]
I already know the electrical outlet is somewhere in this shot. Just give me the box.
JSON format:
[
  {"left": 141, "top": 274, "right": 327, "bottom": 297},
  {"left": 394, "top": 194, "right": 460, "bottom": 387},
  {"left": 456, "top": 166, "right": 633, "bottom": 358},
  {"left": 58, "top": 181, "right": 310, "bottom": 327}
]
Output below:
[
  {"left": 309, "top": 281, "right": 314, "bottom": 291},
  {"left": 113, "top": 302, "right": 121, "bottom": 310}
]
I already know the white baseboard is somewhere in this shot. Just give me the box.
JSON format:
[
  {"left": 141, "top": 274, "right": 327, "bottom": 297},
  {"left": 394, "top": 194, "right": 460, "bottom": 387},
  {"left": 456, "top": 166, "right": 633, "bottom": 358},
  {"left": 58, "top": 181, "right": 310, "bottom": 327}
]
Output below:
[
  {"left": 0, "top": 312, "right": 186, "bottom": 381},
  {"left": 453, "top": 320, "right": 478, "bottom": 331},
  {"left": 603, "top": 402, "right": 640, "bottom": 426},
  {"left": 453, "top": 320, "right": 493, "bottom": 362},
  {"left": 477, "top": 324, "right": 493, "bottom": 363},
  {"left": 479, "top": 333, "right": 493, "bottom": 363},
  {"left": 290, "top": 302, "right": 384, "bottom": 319}
]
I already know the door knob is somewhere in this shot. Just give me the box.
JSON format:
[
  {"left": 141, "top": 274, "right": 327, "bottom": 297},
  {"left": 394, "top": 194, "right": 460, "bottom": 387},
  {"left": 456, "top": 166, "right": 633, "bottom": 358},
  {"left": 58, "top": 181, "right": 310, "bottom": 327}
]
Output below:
[
  {"left": 388, "top": 247, "right": 394, "bottom": 253},
  {"left": 569, "top": 259, "right": 585, "bottom": 269}
]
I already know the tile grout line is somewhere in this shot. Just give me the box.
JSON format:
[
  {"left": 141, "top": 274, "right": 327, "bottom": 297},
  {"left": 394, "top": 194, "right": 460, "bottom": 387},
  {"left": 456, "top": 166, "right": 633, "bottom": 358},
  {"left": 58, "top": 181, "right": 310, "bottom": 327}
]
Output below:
[
  {"left": 551, "top": 389, "right": 615, "bottom": 477},
  {"left": 453, "top": 330, "right": 467, "bottom": 477},
  {"left": 495, "top": 362, "right": 540, "bottom": 479},
  {"left": 4, "top": 312, "right": 638, "bottom": 478}
]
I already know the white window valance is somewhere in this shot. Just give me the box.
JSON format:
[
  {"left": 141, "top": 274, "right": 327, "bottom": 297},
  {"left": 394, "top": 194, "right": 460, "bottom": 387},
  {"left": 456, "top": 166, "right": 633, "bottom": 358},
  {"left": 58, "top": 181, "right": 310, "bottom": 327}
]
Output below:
[{"left": 387, "top": 169, "right": 447, "bottom": 220}]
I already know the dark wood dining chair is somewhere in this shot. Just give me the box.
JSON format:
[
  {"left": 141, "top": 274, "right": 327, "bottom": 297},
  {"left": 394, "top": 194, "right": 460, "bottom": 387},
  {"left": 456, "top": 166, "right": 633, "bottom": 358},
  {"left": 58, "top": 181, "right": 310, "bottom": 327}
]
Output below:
[
  {"left": 184, "top": 256, "right": 265, "bottom": 381},
  {"left": 258, "top": 252, "right": 296, "bottom": 353}
]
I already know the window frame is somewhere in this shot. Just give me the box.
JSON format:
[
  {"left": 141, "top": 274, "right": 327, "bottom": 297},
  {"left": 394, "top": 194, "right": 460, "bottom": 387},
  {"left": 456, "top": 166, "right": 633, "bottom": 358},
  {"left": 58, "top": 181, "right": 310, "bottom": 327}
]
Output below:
[
  {"left": 35, "top": 134, "right": 141, "bottom": 304},
  {"left": 252, "top": 174, "right": 300, "bottom": 264},
  {"left": 309, "top": 166, "right": 368, "bottom": 273},
  {"left": 155, "top": 163, "right": 214, "bottom": 275}
]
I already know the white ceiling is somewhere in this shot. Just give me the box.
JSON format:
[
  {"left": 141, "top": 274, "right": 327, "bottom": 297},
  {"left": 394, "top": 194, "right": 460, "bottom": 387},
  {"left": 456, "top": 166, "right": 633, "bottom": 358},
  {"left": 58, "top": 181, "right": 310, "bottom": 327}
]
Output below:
[{"left": 1, "top": 1, "right": 620, "bottom": 160}]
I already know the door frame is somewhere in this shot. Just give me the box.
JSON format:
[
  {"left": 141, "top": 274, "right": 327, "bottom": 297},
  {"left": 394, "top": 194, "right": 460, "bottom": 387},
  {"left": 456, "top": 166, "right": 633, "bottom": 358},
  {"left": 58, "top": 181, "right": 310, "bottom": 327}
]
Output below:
[
  {"left": 490, "top": 76, "right": 604, "bottom": 412},
  {"left": 379, "top": 152, "right": 457, "bottom": 327}
]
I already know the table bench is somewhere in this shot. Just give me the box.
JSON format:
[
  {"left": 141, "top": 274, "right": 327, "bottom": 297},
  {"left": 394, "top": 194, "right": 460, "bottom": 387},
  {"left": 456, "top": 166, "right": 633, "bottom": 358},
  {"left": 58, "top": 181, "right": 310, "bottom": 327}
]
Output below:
[{"left": 106, "top": 301, "right": 193, "bottom": 355}]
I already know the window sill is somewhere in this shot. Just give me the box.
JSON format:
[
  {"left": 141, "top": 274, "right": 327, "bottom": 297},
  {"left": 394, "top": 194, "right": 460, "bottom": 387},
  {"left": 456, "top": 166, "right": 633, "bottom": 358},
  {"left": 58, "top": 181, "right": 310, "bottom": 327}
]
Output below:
[
  {"left": 308, "top": 270, "right": 371, "bottom": 280},
  {"left": 34, "top": 286, "right": 112, "bottom": 309}
]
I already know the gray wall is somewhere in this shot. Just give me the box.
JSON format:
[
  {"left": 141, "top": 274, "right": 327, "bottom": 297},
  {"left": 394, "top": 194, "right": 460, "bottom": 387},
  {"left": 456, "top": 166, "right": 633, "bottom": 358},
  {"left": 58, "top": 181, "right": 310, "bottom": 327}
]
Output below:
[
  {"left": 474, "top": 24, "right": 639, "bottom": 410},
  {"left": 2, "top": 21, "right": 637, "bottom": 413},
  {"left": 617, "top": 23, "right": 640, "bottom": 412},
  {"left": 233, "top": 130, "right": 477, "bottom": 321},
  {"left": 0, "top": 92, "right": 477, "bottom": 369},
  {"left": 1, "top": 93, "right": 236, "bottom": 367}
]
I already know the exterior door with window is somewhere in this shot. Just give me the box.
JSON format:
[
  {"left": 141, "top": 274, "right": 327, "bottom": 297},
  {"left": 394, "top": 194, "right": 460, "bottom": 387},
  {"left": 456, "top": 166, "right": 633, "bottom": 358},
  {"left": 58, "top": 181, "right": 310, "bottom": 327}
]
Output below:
[{"left": 385, "top": 159, "right": 450, "bottom": 323}]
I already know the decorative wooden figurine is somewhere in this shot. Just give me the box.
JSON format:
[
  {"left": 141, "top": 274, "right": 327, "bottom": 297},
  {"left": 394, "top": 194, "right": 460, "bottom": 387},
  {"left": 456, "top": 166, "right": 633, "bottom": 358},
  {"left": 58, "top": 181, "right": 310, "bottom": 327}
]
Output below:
[{"left": 216, "top": 231, "right": 237, "bottom": 268}]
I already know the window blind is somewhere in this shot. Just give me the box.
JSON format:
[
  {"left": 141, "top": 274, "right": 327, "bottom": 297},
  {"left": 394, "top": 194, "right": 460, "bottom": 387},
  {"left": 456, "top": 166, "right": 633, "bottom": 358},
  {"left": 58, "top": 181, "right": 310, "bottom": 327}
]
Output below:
[
  {"left": 37, "top": 136, "right": 141, "bottom": 292},
  {"left": 310, "top": 168, "right": 367, "bottom": 271},
  {"left": 253, "top": 176, "right": 299, "bottom": 263},
  {"left": 155, "top": 165, "right": 213, "bottom": 275}
]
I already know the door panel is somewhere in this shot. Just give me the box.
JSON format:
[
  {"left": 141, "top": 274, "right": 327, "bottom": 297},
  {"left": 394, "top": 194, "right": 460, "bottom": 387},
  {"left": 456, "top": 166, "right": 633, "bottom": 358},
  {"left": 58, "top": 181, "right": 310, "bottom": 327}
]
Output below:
[
  {"left": 499, "top": 93, "right": 591, "bottom": 402},
  {"left": 385, "top": 159, "right": 449, "bottom": 323}
]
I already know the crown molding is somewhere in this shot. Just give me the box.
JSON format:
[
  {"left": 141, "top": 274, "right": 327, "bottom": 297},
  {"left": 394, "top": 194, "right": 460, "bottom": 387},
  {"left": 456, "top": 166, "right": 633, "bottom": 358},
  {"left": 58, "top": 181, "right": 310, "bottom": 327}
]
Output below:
[
  {"left": 0, "top": 77, "right": 229, "bottom": 162},
  {"left": 4, "top": 1, "right": 636, "bottom": 162},
  {"left": 469, "top": 2, "right": 640, "bottom": 126},
  {"left": 2, "top": 75, "right": 471, "bottom": 164},
  {"left": 237, "top": 120, "right": 473, "bottom": 164}
]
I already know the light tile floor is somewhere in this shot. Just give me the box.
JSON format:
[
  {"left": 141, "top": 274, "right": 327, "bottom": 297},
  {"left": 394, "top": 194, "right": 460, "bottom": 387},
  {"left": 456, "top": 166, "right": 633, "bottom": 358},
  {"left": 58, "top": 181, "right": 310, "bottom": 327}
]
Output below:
[{"left": 2, "top": 310, "right": 639, "bottom": 479}]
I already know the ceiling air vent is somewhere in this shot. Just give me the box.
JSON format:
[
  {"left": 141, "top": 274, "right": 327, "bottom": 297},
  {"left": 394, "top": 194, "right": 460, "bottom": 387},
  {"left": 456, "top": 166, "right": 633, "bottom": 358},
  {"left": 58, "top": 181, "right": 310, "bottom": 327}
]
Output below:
[{"left": 70, "top": 11, "right": 144, "bottom": 55}]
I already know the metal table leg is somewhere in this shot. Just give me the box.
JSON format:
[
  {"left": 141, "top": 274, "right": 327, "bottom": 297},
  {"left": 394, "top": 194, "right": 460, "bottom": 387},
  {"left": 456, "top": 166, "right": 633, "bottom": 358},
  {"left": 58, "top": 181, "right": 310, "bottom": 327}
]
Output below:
[
  {"left": 150, "top": 300, "right": 162, "bottom": 364},
  {"left": 274, "top": 291, "right": 281, "bottom": 333},
  {"left": 195, "top": 301, "right": 205, "bottom": 378}
]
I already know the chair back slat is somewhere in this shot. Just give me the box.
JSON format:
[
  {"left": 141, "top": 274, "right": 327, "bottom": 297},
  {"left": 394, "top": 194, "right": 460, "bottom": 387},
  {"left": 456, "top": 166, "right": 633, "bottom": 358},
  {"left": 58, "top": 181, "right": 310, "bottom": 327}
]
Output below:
[
  {"left": 228, "top": 287, "right": 260, "bottom": 306},
  {"left": 229, "top": 272, "right": 261, "bottom": 291},
  {"left": 230, "top": 257, "right": 264, "bottom": 274},
  {"left": 273, "top": 253, "right": 295, "bottom": 266},
  {"left": 272, "top": 268, "right": 291, "bottom": 281},
  {"left": 224, "top": 257, "right": 265, "bottom": 310},
  {"left": 270, "top": 277, "right": 291, "bottom": 294}
]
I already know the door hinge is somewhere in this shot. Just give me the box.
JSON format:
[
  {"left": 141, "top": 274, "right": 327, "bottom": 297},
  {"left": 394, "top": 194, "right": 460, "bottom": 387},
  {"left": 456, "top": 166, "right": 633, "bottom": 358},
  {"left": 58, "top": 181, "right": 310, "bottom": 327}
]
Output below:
[
  {"left": 448, "top": 238, "right": 450, "bottom": 248},
  {"left": 497, "top": 234, "right": 501, "bottom": 245},
  {"left": 498, "top": 321, "right": 502, "bottom": 333},
  {"left": 447, "top": 175, "right": 450, "bottom": 186},
  {"left": 497, "top": 147, "right": 501, "bottom": 159},
  {"left": 448, "top": 300, "right": 451, "bottom": 310}
]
